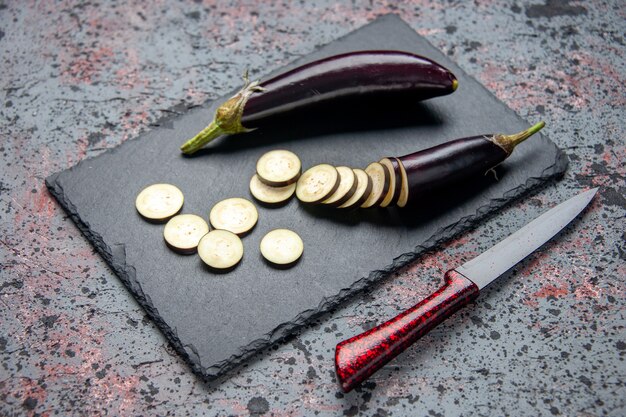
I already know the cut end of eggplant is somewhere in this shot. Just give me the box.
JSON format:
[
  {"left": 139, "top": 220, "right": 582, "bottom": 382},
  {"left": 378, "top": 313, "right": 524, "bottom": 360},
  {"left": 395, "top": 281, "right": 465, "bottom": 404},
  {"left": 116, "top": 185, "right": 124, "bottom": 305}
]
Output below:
[
  {"left": 249, "top": 174, "right": 296, "bottom": 205},
  {"left": 452, "top": 78, "right": 458, "bottom": 91},
  {"left": 378, "top": 158, "right": 401, "bottom": 207},
  {"left": 296, "top": 164, "right": 340, "bottom": 203},
  {"left": 493, "top": 121, "right": 545, "bottom": 155},
  {"left": 395, "top": 158, "right": 409, "bottom": 208},
  {"left": 260, "top": 229, "right": 303, "bottom": 266},
  {"left": 256, "top": 150, "right": 302, "bottom": 186},
  {"left": 136, "top": 183, "right": 184, "bottom": 221},
  {"left": 163, "top": 214, "right": 210, "bottom": 254},
  {"left": 198, "top": 229, "right": 244, "bottom": 270},
  {"left": 209, "top": 198, "right": 259, "bottom": 236}
]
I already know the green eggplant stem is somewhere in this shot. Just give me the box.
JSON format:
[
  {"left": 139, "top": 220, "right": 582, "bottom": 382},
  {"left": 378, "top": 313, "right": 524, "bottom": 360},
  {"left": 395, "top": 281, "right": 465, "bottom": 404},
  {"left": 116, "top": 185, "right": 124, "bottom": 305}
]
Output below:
[
  {"left": 180, "top": 74, "right": 264, "bottom": 155},
  {"left": 494, "top": 121, "right": 545, "bottom": 155},
  {"left": 180, "top": 120, "right": 224, "bottom": 154}
]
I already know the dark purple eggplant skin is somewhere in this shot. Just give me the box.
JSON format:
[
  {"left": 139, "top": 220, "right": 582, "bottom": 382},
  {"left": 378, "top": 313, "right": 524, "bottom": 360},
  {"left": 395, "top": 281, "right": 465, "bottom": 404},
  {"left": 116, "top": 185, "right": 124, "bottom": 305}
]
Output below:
[
  {"left": 396, "top": 121, "right": 547, "bottom": 204},
  {"left": 241, "top": 50, "right": 457, "bottom": 128},
  {"left": 180, "top": 51, "right": 458, "bottom": 155},
  {"left": 398, "top": 136, "right": 507, "bottom": 200},
  {"left": 181, "top": 50, "right": 458, "bottom": 154}
]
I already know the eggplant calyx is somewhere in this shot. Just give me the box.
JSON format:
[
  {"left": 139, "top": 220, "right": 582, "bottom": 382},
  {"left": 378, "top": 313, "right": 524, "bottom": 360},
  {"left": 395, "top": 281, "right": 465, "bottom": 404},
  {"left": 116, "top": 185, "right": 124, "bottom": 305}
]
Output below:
[
  {"left": 180, "top": 73, "right": 264, "bottom": 154},
  {"left": 216, "top": 75, "right": 264, "bottom": 134},
  {"left": 491, "top": 121, "right": 545, "bottom": 155}
]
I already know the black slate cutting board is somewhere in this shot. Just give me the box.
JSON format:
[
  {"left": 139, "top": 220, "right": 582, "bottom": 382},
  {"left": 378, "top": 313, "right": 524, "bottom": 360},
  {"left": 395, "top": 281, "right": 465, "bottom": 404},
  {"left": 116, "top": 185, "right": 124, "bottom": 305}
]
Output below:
[{"left": 46, "top": 14, "right": 567, "bottom": 380}]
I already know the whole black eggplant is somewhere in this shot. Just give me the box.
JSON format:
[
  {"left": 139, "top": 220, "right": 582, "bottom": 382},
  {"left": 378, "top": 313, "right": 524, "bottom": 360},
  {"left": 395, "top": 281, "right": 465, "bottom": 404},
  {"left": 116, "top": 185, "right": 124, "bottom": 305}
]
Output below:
[
  {"left": 181, "top": 50, "right": 458, "bottom": 154},
  {"left": 396, "top": 122, "right": 545, "bottom": 206}
]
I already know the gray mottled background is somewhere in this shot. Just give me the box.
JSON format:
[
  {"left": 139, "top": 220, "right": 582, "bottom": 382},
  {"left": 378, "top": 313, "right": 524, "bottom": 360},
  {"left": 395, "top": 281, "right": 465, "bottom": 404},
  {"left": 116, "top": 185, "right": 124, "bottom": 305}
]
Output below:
[{"left": 1, "top": 1, "right": 624, "bottom": 416}]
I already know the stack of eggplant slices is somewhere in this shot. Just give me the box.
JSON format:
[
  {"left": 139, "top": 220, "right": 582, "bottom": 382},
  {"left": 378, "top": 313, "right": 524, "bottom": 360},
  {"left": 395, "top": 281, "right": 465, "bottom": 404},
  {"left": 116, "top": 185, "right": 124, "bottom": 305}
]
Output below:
[
  {"left": 135, "top": 51, "right": 545, "bottom": 273},
  {"left": 251, "top": 150, "right": 408, "bottom": 209}
]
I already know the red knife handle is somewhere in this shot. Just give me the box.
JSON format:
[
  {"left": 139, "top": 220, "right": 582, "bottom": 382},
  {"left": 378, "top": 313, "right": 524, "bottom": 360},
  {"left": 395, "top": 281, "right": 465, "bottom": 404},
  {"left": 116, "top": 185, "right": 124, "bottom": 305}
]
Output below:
[{"left": 335, "top": 270, "right": 479, "bottom": 392}]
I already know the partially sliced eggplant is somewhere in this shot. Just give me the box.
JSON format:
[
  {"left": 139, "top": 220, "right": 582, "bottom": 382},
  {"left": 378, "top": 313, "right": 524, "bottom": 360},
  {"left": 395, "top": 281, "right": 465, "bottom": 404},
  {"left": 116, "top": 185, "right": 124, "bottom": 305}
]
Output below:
[
  {"left": 338, "top": 169, "right": 373, "bottom": 209},
  {"left": 163, "top": 214, "right": 210, "bottom": 254},
  {"left": 135, "top": 183, "right": 184, "bottom": 221},
  {"left": 396, "top": 122, "right": 545, "bottom": 206},
  {"left": 249, "top": 174, "right": 296, "bottom": 205},
  {"left": 256, "top": 149, "right": 302, "bottom": 186},
  {"left": 361, "top": 162, "right": 390, "bottom": 208},
  {"left": 209, "top": 197, "right": 258, "bottom": 236},
  {"left": 322, "top": 166, "right": 358, "bottom": 207},
  {"left": 396, "top": 157, "right": 409, "bottom": 208},
  {"left": 378, "top": 158, "right": 402, "bottom": 207},
  {"left": 296, "top": 164, "right": 340, "bottom": 203},
  {"left": 260, "top": 229, "right": 303, "bottom": 266},
  {"left": 197, "top": 229, "right": 244, "bottom": 270}
]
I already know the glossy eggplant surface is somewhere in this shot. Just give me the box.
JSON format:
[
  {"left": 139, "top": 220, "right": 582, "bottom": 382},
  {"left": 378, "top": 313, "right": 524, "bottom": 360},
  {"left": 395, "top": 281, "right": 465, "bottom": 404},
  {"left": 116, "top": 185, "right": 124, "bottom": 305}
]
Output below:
[
  {"left": 242, "top": 50, "right": 457, "bottom": 127},
  {"left": 181, "top": 50, "right": 457, "bottom": 154},
  {"left": 397, "top": 122, "right": 545, "bottom": 204}
]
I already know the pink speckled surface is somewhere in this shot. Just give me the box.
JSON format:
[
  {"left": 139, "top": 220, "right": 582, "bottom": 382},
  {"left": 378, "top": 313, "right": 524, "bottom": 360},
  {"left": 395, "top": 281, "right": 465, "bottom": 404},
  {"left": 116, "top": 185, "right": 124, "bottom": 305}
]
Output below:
[{"left": 1, "top": 1, "right": 624, "bottom": 416}]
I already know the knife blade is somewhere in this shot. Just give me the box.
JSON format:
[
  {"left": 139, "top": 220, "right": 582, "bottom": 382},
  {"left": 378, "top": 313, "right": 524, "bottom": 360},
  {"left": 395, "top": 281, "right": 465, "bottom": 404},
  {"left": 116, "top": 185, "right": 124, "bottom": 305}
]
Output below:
[{"left": 335, "top": 188, "right": 598, "bottom": 392}]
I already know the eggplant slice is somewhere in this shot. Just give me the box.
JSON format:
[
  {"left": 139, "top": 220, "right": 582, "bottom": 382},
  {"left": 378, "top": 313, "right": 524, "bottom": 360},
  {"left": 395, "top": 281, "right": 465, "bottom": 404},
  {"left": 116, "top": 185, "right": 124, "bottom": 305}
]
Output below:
[
  {"left": 209, "top": 197, "right": 259, "bottom": 236},
  {"left": 198, "top": 229, "right": 244, "bottom": 269},
  {"left": 296, "top": 164, "right": 340, "bottom": 203},
  {"left": 260, "top": 229, "right": 304, "bottom": 266},
  {"left": 361, "top": 162, "right": 390, "bottom": 208},
  {"left": 322, "top": 166, "right": 358, "bottom": 207},
  {"left": 135, "top": 183, "right": 184, "bottom": 221},
  {"left": 163, "top": 214, "right": 210, "bottom": 254},
  {"left": 338, "top": 169, "right": 373, "bottom": 209},
  {"left": 256, "top": 149, "right": 302, "bottom": 186},
  {"left": 249, "top": 174, "right": 296, "bottom": 205}
]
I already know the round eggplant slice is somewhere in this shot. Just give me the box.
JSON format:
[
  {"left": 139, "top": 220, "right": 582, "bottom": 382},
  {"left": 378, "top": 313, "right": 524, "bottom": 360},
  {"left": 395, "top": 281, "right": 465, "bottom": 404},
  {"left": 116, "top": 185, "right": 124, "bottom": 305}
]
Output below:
[
  {"left": 379, "top": 158, "right": 402, "bottom": 207},
  {"left": 296, "top": 164, "right": 340, "bottom": 204},
  {"left": 198, "top": 229, "right": 244, "bottom": 269},
  {"left": 209, "top": 198, "right": 258, "bottom": 236},
  {"left": 256, "top": 149, "right": 302, "bottom": 186},
  {"left": 322, "top": 166, "right": 358, "bottom": 206},
  {"left": 163, "top": 214, "right": 209, "bottom": 254},
  {"left": 260, "top": 229, "right": 303, "bottom": 265},
  {"left": 338, "top": 169, "right": 373, "bottom": 209},
  {"left": 249, "top": 174, "right": 296, "bottom": 205},
  {"left": 396, "top": 157, "right": 409, "bottom": 208},
  {"left": 361, "top": 162, "right": 390, "bottom": 208},
  {"left": 135, "top": 183, "right": 184, "bottom": 221}
]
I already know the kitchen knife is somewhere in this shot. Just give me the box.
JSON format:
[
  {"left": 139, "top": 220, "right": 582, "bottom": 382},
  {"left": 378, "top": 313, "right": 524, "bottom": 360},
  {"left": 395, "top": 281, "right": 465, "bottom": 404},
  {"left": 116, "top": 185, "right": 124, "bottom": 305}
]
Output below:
[{"left": 335, "top": 188, "right": 598, "bottom": 392}]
